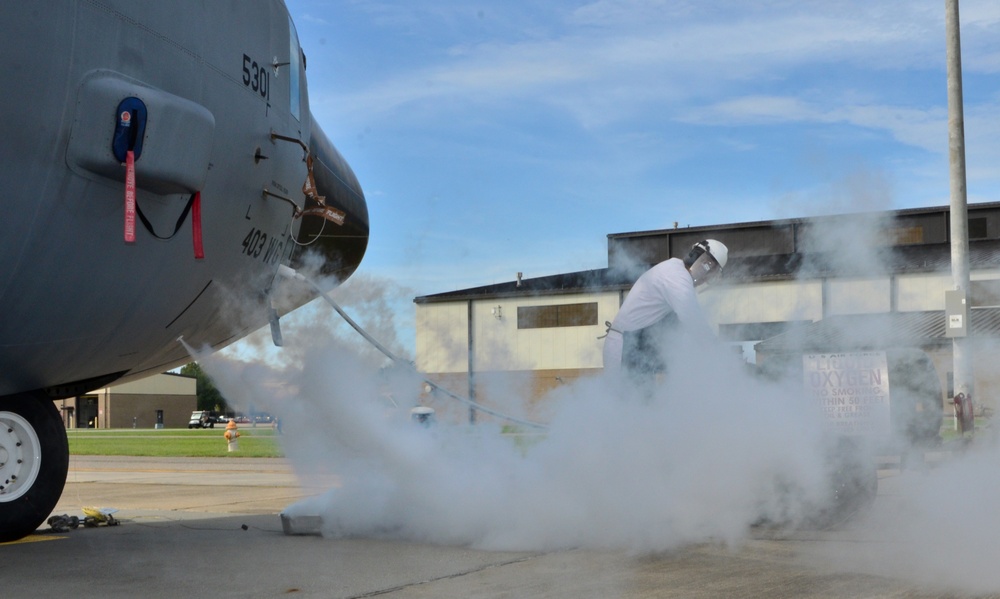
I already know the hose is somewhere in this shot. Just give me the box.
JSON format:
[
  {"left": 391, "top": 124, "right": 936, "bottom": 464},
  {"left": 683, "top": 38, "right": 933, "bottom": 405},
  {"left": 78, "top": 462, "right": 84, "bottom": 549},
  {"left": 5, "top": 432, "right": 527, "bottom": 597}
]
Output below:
[{"left": 277, "top": 266, "right": 549, "bottom": 430}]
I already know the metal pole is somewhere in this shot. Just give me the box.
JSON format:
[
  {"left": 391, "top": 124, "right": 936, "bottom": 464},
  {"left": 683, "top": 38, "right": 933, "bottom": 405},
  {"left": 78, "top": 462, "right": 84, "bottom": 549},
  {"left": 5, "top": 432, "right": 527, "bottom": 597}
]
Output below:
[
  {"left": 467, "top": 299, "right": 477, "bottom": 424},
  {"left": 945, "top": 0, "right": 974, "bottom": 424}
]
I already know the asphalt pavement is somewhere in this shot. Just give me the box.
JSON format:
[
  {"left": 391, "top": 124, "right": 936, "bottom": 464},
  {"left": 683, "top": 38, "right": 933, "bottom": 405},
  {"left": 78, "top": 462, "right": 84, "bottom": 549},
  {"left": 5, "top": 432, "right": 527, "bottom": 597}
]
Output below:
[{"left": 2, "top": 455, "right": 998, "bottom": 598}]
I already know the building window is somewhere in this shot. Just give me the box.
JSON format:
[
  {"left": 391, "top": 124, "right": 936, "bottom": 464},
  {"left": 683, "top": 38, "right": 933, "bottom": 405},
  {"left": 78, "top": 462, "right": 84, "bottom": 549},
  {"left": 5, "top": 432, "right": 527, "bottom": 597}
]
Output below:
[
  {"left": 517, "top": 303, "right": 598, "bottom": 329},
  {"left": 969, "top": 217, "right": 988, "bottom": 239},
  {"left": 971, "top": 280, "right": 1000, "bottom": 307},
  {"left": 888, "top": 226, "right": 924, "bottom": 245},
  {"left": 717, "top": 321, "right": 811, "bottom": 342}
]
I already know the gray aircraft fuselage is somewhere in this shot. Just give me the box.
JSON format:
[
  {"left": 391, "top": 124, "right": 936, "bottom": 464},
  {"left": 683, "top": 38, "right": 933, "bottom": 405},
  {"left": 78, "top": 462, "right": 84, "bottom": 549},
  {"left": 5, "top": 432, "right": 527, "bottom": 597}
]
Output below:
[{"left": 1, "top": 0, "right": 369, "bottom": 398}]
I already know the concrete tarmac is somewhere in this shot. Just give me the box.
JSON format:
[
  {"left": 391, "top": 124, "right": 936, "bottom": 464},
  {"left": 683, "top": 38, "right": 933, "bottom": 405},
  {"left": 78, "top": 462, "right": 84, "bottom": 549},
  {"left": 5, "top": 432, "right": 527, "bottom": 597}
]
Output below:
[{"left": 2, "top": 456, "right": 997, "bottom": 599}]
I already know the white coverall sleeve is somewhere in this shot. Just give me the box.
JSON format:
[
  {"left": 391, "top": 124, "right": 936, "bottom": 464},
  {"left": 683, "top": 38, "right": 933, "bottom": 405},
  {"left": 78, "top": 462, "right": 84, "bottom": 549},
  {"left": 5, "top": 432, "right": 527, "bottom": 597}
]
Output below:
[
  {"left": 658, "top": 264, "right": 714, "bottom": 338},
  {"left": 602, "top": 259, "right": 714, "bottom": 370}
]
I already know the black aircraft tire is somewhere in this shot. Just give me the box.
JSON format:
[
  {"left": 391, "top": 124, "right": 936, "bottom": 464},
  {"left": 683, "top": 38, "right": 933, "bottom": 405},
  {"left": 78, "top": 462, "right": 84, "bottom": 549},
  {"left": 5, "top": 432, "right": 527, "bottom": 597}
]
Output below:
[{"left": 0, "top": 393, "right": 69, "bottom": 543}]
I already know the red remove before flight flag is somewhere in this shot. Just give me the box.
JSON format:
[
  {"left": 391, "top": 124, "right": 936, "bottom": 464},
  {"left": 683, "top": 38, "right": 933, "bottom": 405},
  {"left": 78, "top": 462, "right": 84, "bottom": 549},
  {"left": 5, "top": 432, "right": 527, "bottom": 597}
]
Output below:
[
  {"left": 124, "top": 150, "right": 136, "bottom": 243},
  {"left": 192, "top": 191, "right": 204, "bottom": 259}
]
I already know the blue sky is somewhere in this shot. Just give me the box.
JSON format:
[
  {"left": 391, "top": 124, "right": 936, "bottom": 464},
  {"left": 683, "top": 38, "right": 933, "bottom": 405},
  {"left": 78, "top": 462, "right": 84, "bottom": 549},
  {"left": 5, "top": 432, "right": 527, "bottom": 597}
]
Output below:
[{"left": 287, "top": 1, "right": 1000, "bottom": 297}]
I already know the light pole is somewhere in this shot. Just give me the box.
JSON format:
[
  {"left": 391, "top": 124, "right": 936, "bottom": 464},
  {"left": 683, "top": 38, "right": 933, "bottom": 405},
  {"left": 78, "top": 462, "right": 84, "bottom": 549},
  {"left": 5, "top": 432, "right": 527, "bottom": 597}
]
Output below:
[{"left": 945, "top": 0, "right": 974, "bottom": 432}]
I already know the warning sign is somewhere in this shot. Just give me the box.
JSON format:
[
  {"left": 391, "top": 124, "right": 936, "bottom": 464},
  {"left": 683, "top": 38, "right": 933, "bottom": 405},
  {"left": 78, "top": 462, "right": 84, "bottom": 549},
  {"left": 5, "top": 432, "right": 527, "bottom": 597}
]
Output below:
[{"left": 803, "top": 351, "right": 890, "bottom": 436}]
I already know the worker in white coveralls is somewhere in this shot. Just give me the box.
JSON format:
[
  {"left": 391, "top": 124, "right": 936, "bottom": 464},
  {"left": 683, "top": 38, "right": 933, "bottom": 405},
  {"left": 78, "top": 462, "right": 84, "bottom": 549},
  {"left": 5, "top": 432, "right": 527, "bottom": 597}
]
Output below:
[{"left": 602, "top": 239, "right": 728, "bottom": 378}]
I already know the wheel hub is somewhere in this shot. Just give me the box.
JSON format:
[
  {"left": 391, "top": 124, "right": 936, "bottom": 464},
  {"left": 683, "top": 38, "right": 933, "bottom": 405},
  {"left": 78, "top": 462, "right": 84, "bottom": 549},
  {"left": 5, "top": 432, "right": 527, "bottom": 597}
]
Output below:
[{"left": 0, "top": 411, "right": 42, "bottom": 502}]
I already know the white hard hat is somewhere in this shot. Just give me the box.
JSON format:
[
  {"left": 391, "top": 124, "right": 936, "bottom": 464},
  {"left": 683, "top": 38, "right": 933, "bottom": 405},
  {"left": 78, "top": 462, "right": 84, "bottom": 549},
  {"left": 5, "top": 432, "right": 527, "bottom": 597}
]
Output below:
[
  {"left": 684, "top": 239, "right": 729, "bottom": 287},
  {"left": 703, "top": 239, "right": 728, "bottom": 269}
]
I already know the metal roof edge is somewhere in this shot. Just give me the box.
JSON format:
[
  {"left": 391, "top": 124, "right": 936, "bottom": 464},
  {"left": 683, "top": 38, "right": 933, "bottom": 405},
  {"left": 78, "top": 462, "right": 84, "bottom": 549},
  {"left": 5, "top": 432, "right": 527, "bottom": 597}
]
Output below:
[
  {"left": 413, "top": 268, "right": 630, "bottom": 304},
  {"left": 607, "top": 201, "right": 1000, "bottom": 240}
]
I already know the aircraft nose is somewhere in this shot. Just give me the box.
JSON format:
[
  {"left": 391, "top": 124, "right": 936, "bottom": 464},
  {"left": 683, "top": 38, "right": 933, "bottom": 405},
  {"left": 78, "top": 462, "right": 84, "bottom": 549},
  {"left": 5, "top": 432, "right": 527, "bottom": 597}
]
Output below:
[{"left": 288, "top": 120, "right": 369, "bottom": 283}]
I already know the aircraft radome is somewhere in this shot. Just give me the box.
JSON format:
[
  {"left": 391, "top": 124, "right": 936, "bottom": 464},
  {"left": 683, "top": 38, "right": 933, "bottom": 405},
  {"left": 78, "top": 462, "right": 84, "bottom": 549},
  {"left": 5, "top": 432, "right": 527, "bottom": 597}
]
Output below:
[{"left": 0, "top": 1, "right": 369, "bottom": 542}]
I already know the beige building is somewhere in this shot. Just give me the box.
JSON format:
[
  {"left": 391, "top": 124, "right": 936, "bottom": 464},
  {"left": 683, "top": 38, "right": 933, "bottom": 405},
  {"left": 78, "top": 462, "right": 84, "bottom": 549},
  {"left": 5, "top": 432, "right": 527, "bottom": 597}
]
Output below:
[
  {"left": 414, "top": 202, "right": 1000, "bottom": 423},
  {"left": 55, "top": 372, "right": 196, "bottom": 429}
]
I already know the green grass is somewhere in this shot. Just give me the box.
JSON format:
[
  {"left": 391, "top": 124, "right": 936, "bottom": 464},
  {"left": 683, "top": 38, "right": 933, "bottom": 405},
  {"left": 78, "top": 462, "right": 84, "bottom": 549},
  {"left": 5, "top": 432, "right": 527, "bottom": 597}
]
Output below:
[
  {"left": 62, "top": 418, "right": 986, "bottom": 458},
  {"left": 939, "top": 417, "right": 990, "bottom": 443},
  {"left": 66, "top": 428, "right": 285, "bottom": 458}
]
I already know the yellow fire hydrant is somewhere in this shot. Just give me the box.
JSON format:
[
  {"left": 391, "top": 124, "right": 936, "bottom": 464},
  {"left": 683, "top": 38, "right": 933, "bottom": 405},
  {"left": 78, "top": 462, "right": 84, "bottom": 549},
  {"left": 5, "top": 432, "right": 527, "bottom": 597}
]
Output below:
[{"left": 224, "top": 420, "right": 240, "bottom": 452}]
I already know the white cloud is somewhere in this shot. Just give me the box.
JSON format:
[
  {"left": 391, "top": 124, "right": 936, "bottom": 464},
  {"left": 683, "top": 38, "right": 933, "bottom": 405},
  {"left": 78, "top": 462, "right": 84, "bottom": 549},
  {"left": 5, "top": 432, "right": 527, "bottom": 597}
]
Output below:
[
  {"left": 316, "top": 1, "right": 956, "bottom": 130},
  {"left": 678, "top": 94, "right": 948, "bottom": 155},
  {"left": 293, "top": 0, "right": 1000, "bottom": 311}
]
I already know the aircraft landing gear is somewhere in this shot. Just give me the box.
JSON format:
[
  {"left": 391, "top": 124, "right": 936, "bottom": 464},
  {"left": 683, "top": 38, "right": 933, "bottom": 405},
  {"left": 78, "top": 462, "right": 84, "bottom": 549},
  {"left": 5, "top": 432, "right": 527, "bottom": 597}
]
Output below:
[{"left": 0, "top": 392, "right": 69, "bottom": 542}]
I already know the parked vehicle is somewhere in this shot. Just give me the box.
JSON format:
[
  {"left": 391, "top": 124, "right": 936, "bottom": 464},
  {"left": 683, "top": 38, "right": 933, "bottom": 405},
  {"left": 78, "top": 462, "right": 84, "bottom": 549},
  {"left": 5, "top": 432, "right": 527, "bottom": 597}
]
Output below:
[{"left": 187, "top": 411, "right": 215, "bottom": 429}]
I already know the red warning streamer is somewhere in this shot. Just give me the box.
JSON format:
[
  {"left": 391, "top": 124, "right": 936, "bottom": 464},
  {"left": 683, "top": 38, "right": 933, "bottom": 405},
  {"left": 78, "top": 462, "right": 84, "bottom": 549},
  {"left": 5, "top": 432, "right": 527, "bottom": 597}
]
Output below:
[
  {"left": 192, "top": 191, "right": 204, "bottom": 259},
  {"left": 124, "top": 150, "right": 136, "bottom": 243}
]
